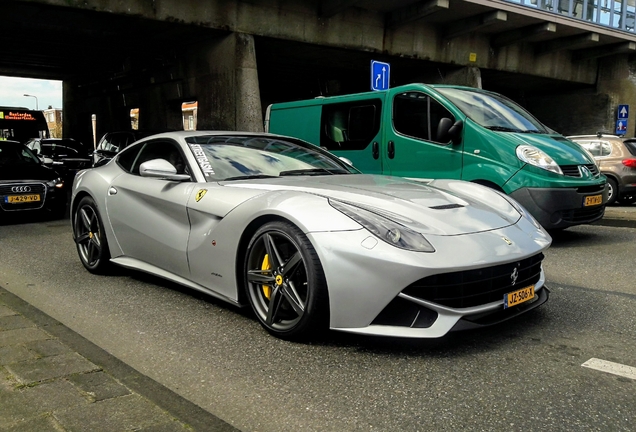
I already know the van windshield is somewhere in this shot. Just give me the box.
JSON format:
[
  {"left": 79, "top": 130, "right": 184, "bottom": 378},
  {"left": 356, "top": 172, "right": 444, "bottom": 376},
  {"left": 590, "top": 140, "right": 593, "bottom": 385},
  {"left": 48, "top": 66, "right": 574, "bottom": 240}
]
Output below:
[{"left": 435, "top": 88, "right": 548, "bottom": 134}]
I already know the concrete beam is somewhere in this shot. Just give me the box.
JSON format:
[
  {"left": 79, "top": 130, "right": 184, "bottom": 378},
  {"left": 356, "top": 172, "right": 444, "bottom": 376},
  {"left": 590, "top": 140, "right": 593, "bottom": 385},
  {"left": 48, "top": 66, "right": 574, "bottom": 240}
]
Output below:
[
  {"left": 535, "top": 32, "right": 599, "bottom": 55},
  {"left": 491, "top": 22, "right": 557, "bottom": 48},
  {"left": 573, "top": 42, "right": 636, "bottom": 61},
  {"left": 320, "top": 0, "right": 361, "bottom": 18},
  {"left": 443, "top": 10, "right": 507, "bottom": 40},
  {"left": 387, "top": 0, "right": 450, "bottom": 28}
]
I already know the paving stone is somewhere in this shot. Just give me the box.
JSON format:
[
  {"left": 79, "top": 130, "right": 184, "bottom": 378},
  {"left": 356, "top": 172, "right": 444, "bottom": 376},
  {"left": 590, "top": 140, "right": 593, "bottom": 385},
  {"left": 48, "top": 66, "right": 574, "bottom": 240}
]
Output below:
[
  {"left": 6, "top": 353, "right": 100, "bottom": 384},
  {"left": 0, "top": 346, "right": 36, "bottom": 365},
  {"left": 1, "top": 415, "right": 65, "bottom": 432},
  {"left": 18, "top": 379, "right": 87, "bottom": 412},
  {"left": 0, "top": 316, "right": 34, "bottom": 331},
  {"left": 0, "top": 328, "right": 50, "bottom": 348},
  {"left": 0, "top": 305, "right": 16, "bottom": 318},
  {"left": 55, "top": 393, "right": 177, "bottom": 432},
  {"left": 25, "top": 339, "right": 71, "bottom": 358},
  {"left": 68, "top": 371, "right": 130, "bottom": 401}
]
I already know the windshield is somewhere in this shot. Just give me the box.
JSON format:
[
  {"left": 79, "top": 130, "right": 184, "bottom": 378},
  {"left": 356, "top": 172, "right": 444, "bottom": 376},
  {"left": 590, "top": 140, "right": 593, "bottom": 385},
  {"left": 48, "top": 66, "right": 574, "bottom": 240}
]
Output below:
[
  {"left": 436, "top": 88, "right": 548, "bottom": 133},
  {"left": 185, "top": 135, "right": 358, "bottom": 181},
  {"left": 0, "top": 142, "right": 40, "bottom": 166}
]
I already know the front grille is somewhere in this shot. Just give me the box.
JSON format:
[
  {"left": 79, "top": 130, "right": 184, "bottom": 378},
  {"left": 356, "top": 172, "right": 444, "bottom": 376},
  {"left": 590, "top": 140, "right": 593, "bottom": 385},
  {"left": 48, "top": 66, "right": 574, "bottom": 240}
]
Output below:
[
  {"left": 559, "top": 164, "right": 600, "bottom": 178},
  {"left": 0, "top": 183, "right": 47, "bottom": 211},
  {"left": 561, "top": 206, "right": 605, "bottom": 224},
  {"left": 402, "top": 253, "right": 544, "bottom": 308}
]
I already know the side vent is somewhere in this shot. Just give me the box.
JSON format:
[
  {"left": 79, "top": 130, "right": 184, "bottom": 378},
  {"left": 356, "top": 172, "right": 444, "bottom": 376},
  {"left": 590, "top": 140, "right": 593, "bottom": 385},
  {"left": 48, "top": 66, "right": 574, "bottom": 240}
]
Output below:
[{"left": 429, "top": 204, "right": 464, "bottom": 210}]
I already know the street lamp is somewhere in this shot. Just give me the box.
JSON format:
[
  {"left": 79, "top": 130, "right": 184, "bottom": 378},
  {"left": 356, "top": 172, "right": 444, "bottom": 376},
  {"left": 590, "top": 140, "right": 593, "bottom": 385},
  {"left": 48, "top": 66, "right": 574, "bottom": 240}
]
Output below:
[{"left": 23, "top": 94, "right": 38, "bottom": 110}]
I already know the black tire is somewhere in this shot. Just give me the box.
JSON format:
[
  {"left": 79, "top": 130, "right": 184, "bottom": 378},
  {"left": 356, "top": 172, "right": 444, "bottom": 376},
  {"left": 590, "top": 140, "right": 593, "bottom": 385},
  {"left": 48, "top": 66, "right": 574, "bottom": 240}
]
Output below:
[
  {"left": 244, "top": 221, "right": 329, "bottom": 341},
  {"left": 606, "top": 178, "right": 618, "bottom": 205},
  {"left": 73, "top": 196, "right": 111, "bottom": 274},
  {"left": 617, "top": 195, "right": 636, "bottom": 205}
]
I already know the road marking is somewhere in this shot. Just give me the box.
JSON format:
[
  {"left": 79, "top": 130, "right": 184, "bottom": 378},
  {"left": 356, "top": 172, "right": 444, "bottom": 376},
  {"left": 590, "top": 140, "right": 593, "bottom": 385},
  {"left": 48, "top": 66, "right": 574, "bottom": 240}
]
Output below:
[{"left": 582, "top": 358, "right": 636, "bottom": 380}]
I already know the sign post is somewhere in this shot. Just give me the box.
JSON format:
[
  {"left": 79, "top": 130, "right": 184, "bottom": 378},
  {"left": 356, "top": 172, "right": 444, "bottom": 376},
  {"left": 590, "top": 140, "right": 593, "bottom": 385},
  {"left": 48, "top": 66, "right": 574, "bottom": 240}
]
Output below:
[
  {"left": 370, "top": 60, "right": 390, "bottom": 91},
  {"left": 616, "top": 104, "right": 629, "bottom": 136}
]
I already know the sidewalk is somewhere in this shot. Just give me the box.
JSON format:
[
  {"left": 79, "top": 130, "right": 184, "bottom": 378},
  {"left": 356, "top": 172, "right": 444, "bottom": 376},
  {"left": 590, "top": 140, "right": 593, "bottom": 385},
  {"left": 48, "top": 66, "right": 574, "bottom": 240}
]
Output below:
[
  {"left": 595, "top": 205, "right": 636, "bottom": 228},
  {"left": 0, "top": 287, "right": 237, "bottom": 432}
]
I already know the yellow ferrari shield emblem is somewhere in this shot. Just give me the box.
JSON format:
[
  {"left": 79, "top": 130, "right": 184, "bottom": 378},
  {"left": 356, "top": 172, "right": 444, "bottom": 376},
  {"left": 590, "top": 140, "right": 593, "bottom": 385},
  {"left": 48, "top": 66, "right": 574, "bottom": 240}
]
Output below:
[{"left": 195, "top": 189, "right": 207, "bottom": 202}]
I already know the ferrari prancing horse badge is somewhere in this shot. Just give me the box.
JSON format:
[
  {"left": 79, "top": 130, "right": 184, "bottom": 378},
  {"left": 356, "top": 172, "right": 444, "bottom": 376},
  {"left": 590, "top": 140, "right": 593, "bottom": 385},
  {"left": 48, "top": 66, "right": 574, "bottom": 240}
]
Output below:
[{"left": 195, "top": 189, "right": 207, "bottom": 202}]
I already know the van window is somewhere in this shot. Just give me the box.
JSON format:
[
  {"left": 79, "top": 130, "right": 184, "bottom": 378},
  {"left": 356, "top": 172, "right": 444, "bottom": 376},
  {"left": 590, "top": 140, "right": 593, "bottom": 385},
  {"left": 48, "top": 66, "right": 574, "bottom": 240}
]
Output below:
[
  {"left": 320, "top": 100, "right": 381, "bottom": 150},
  {"left": 393, "top": 92, "right": 456, "bottom": 144}
]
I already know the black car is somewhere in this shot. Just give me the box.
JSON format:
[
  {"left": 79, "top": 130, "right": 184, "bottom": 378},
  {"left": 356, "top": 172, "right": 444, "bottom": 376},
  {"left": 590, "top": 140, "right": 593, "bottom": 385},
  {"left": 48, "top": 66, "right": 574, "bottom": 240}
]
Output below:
[
  {"left": 25, "top": 138, "right": 91, "bottom": 183},
  {"left": 0, "top": 140, "right": 66, "bottom": 219},
  {"left": 93, "top": 130, "right": 167, "bottom": 167}
]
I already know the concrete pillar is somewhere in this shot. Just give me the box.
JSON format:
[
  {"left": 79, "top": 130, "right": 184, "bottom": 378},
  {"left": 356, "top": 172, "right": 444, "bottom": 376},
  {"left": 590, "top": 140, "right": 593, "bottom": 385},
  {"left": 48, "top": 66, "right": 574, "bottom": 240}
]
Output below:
[
  {"left": 596, "top": 54, "right": 636, "bottom": 137},
  {"left": 189, "top": 32, "right": 263, "bottom": 132},
  {"left": 443, "top": 66, "right": 482, "bottom": 88}
]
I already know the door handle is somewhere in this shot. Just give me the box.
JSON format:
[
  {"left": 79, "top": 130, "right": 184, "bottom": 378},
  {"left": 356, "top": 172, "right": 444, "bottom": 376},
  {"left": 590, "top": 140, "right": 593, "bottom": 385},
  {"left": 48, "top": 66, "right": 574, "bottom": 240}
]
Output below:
[
  {"left": 372, "top": 141, "right": 379, "bottom": 160},
  {"left": 108, "top": 187, "right": 118, "bottom": 196},
  {"left": 388, "top": 141, "right": 395, "bottom": 159}
]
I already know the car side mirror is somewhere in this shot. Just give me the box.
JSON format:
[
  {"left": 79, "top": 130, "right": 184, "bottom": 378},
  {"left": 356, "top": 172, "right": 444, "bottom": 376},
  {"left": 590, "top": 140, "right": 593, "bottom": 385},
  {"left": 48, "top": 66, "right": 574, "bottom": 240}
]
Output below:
[
  {"left": 139, "top": 158, "right": 190, "bottom": 181},
  {"left": 338, "top": 156, "right": 354, "bottom": 166},
  {"left": 436, "top": 118, "right": 463, "bottom": 145},
  {"left": 42, "top": 157, "right": 54, "bottom": 165}
]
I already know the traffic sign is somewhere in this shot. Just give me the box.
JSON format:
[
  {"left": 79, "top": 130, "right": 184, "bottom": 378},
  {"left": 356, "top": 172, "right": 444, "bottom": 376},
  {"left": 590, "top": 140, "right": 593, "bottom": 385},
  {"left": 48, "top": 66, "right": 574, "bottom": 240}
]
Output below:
[
  {"left": 616, "top": 119, "right": 628, "bottom": 135},
  {"left": 618, "top": 104, "right": 629, "bottom": 119},
  {"left": 371, "top": 60, "right": 390, "bottom": 91}
]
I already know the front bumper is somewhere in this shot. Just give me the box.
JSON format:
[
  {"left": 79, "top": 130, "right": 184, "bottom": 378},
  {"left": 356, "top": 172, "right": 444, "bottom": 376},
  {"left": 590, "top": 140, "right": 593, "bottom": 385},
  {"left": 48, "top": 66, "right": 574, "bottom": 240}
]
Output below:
[
  {"left": 509, "top": 185, "right": 607, "bottom": 230},
  {"left": 307, "top": 219, "right": 551, "bottom": 338}
]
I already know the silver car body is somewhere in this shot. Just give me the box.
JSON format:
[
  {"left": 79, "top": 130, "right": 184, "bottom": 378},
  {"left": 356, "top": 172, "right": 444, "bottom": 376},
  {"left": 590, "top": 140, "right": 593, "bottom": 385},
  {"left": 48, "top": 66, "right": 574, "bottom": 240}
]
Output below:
[{"left": 71, "top": 131, "right": 551, "bottom": 338}]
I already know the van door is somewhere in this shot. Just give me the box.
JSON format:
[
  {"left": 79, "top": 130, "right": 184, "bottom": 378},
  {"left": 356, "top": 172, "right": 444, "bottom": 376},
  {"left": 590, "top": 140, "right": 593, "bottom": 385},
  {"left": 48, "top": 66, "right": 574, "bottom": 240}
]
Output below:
[
  {"left": 385, "top": 90, "right": 464, "bottom": 179},
  {"left": 319, "top": 98, "right": 383, "bottom": 174}
]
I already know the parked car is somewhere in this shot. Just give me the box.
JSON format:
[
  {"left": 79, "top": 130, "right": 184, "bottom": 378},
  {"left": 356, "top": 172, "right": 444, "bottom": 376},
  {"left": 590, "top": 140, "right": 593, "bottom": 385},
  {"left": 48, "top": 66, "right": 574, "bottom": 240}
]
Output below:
[
  {"left": 25, "top": 138, "right": 91, "bottom": 184},
  {"left": 0, "top": 140, "right": 66, "bottom": 219},
  {"left": 71, "top": 131, "right": 551, "bottom": 341},
  {"left": 568, "top": 133, "right": 636, "bottom": 205},
  {"left": 93, "top": 130, "right": 168, "bottom": 167}
]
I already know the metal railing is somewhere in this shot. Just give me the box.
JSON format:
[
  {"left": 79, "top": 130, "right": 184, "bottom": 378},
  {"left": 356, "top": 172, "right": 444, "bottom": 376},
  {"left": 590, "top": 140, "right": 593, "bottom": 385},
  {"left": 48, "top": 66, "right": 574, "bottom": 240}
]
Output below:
[{"left": 504, "top": 0, "right": 636, "bottom": 32}]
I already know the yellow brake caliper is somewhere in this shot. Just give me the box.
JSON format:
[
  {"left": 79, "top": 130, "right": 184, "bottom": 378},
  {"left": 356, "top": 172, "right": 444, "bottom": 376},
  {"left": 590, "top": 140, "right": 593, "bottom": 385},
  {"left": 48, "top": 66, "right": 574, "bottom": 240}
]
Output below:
[{"left": 261, "top": 254, "right": 272, "bottom": 300}]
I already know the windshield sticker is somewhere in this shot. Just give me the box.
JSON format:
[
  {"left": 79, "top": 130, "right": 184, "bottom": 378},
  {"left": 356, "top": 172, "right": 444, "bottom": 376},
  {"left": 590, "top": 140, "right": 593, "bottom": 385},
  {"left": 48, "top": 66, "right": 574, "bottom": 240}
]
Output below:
[
  {"left": 189, "top": 144, "right": 216, "bottom": 177},
  {"left": 195, "top": 189, "right": 207, "bottom": 202}
]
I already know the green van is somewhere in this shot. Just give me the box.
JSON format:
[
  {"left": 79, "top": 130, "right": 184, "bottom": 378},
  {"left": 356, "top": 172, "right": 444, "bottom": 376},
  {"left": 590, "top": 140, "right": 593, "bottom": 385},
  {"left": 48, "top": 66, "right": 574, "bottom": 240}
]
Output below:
[{"left": 265, "top": 83, "right": 608, "bottom": 230}]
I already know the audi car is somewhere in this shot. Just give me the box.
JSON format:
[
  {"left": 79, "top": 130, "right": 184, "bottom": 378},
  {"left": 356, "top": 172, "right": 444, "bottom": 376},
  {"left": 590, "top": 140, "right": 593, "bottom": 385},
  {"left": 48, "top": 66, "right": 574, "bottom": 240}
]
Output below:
[
  {"left": 0, "top": 140, "right": 66, "bottom": 219},
  {"left": 71, "top": 131, "right": 552, "bottom": 340}
]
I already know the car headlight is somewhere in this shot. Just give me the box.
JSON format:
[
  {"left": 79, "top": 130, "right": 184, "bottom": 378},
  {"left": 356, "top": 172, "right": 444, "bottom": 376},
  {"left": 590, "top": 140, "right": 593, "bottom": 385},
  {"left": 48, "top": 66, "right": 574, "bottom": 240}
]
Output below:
[
  {"left": 46, "top": 178, "right": 64, "bottom": 189},
  {"left": 329, "top": 200, "right": 435, "bottom": 252},
  {"left": 516, "top": 145, "right": 563, "bottom": 175}
]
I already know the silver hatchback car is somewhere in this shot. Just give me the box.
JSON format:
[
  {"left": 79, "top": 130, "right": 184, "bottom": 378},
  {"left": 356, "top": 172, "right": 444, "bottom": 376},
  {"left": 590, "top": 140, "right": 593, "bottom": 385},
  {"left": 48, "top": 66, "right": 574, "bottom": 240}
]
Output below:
[{"left": 568, "top": 134, "right": 636, "bottom": 205}]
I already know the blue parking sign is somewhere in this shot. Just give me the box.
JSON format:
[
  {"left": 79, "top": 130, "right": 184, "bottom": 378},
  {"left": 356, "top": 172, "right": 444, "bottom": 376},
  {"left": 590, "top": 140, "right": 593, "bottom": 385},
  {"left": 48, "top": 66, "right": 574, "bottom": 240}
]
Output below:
[
  {"left": 618, "top": 104, "right": 629, "bottom": 119},
  {"left": 371, "top": 60, "right": 390, "bottom": 91},
  {"left": 616, "top": 119, "right": 628, "bottom": 135}
]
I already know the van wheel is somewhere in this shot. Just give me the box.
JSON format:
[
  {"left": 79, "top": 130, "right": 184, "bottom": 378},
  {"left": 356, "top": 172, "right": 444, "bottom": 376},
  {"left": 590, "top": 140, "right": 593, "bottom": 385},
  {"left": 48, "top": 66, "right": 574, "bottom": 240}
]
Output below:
[{"left": 606, "top": 178, "right": 618, "bottom": 205}]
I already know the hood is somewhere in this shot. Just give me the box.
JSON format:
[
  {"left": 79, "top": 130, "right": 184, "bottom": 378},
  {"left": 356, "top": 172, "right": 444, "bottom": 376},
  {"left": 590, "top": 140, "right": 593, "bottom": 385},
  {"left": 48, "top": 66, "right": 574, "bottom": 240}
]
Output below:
[
  {"left": 223, "top": 175, "right": 522, "bottom": 236},
  {"left": 507, "top": 133, "right": 593, "bottom": 165},
  {"left": 0, "top": 163, "right": 59, "bottom": 181}
]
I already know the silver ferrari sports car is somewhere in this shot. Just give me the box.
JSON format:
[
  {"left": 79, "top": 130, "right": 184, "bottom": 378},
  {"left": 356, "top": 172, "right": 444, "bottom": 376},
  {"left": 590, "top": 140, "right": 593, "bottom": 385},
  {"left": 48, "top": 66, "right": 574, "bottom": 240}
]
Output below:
[{"left": 71, "top": 131, "right": 551, "bottom": 340}]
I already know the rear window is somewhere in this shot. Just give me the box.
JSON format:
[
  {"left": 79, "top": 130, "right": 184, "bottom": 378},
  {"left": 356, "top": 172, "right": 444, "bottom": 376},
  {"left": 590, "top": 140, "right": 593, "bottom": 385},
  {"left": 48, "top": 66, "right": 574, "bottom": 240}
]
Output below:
[{"left": 624, "top": 140, "right": 636, "bottom": 156}]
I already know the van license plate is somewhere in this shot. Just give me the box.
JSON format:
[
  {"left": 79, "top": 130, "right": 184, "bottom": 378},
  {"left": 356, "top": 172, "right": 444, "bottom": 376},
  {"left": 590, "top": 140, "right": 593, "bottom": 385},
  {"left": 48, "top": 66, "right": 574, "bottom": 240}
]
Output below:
[
  {"left": 504, "top": 285, "right": 535, "bottom": 309},
  {"left": 6, "top": 194, "right": 41, "bottom": 203},
  {"left": 583, "top": 194, "right": 602, "bottom": 207}
]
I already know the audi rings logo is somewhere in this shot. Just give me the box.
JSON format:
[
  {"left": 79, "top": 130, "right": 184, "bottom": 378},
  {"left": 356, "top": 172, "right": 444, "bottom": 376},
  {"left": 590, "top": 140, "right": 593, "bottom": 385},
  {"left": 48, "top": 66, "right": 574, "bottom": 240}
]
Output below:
[{"left": 11, "top": 186, "right": 31, "bottom": 193}]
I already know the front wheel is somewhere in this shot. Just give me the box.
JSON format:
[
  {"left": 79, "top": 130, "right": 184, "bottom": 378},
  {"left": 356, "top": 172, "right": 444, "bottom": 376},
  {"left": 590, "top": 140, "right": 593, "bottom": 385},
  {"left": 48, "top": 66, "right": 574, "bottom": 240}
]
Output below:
[
  {"left": 73, "top": 196, "right": 111, "bottom": 274},
  {"left": 244, "top": 221, "right": 329, "bottom": 341},
  {"left": 606, "top": 178, "right": 618, "bottom": 205}
]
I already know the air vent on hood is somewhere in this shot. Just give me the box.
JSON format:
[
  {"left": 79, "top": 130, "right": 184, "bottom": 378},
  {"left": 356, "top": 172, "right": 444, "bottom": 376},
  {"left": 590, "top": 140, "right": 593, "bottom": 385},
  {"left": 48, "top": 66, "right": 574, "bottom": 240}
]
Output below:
[{"left": 429, "top": 204, "right": 465, "bottom": 210}]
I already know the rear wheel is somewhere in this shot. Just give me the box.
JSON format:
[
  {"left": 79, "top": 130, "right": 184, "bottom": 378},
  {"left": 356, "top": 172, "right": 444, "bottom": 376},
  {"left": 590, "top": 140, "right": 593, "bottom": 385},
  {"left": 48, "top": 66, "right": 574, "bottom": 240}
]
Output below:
[
  {"left": 606, "top": 178, "right": 618, "bottom": 205},
  {"left": 73, "top": 196, "right": 111, "bottom": 274},
  {"left": 244, "top": 221, "right": 329, "bottom": 341}
]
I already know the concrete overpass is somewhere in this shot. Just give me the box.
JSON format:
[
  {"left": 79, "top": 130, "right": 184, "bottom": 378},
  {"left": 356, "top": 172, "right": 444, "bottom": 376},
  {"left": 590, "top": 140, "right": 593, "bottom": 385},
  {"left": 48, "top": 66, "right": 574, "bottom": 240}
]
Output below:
[{"left": 2, "top": 0, "right": 636, "bottom": 145}]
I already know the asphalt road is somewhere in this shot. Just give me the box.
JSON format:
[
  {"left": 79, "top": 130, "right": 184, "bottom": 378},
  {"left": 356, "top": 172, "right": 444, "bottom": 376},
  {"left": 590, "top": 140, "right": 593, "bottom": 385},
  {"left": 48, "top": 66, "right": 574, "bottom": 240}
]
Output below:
[{"left": 0, "top": 214, "right": 635, "bottom": 431}]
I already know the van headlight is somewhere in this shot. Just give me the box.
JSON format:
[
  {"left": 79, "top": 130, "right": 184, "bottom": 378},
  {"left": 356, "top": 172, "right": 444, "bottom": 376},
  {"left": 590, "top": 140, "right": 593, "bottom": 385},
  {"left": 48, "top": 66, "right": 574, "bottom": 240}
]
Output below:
[
  {"left": 329, "top": 200, "right": 435, "bottom": 252},
  {"left": 516, "top": 145, "right": 563, "bottom": 175}
]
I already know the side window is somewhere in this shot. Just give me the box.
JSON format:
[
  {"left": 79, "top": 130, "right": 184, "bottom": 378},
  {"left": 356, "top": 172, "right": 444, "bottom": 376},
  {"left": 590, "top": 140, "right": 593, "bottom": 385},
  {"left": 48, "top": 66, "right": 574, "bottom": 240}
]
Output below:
[
  {"left": 130, "top": 139, "right": 189, "bottom": 176},
  {"left": 320, "top": 99, "right": 381, "bottom": 151},
  {"left": 393, "top": 92, "right": 455, "bottom": 144},
  {"left": 116, "top": 143, "right": 145, "bottom": 173},
  {"left": 601, "top": 142, "right": 612, "bottom": 156}
]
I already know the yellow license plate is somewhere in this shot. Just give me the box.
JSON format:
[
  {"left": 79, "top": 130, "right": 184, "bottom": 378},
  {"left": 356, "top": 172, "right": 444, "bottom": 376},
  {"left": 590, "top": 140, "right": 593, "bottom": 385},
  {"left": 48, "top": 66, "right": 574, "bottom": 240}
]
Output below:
[
  {"left": 504, "top": 285, "right": 535, "bottom": 309},
  {"left": 584, "top": 194, "right": 602, "bottom": 207},
  {"left": 6, "top": 194, "right": 41, "bottom": 203}
]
